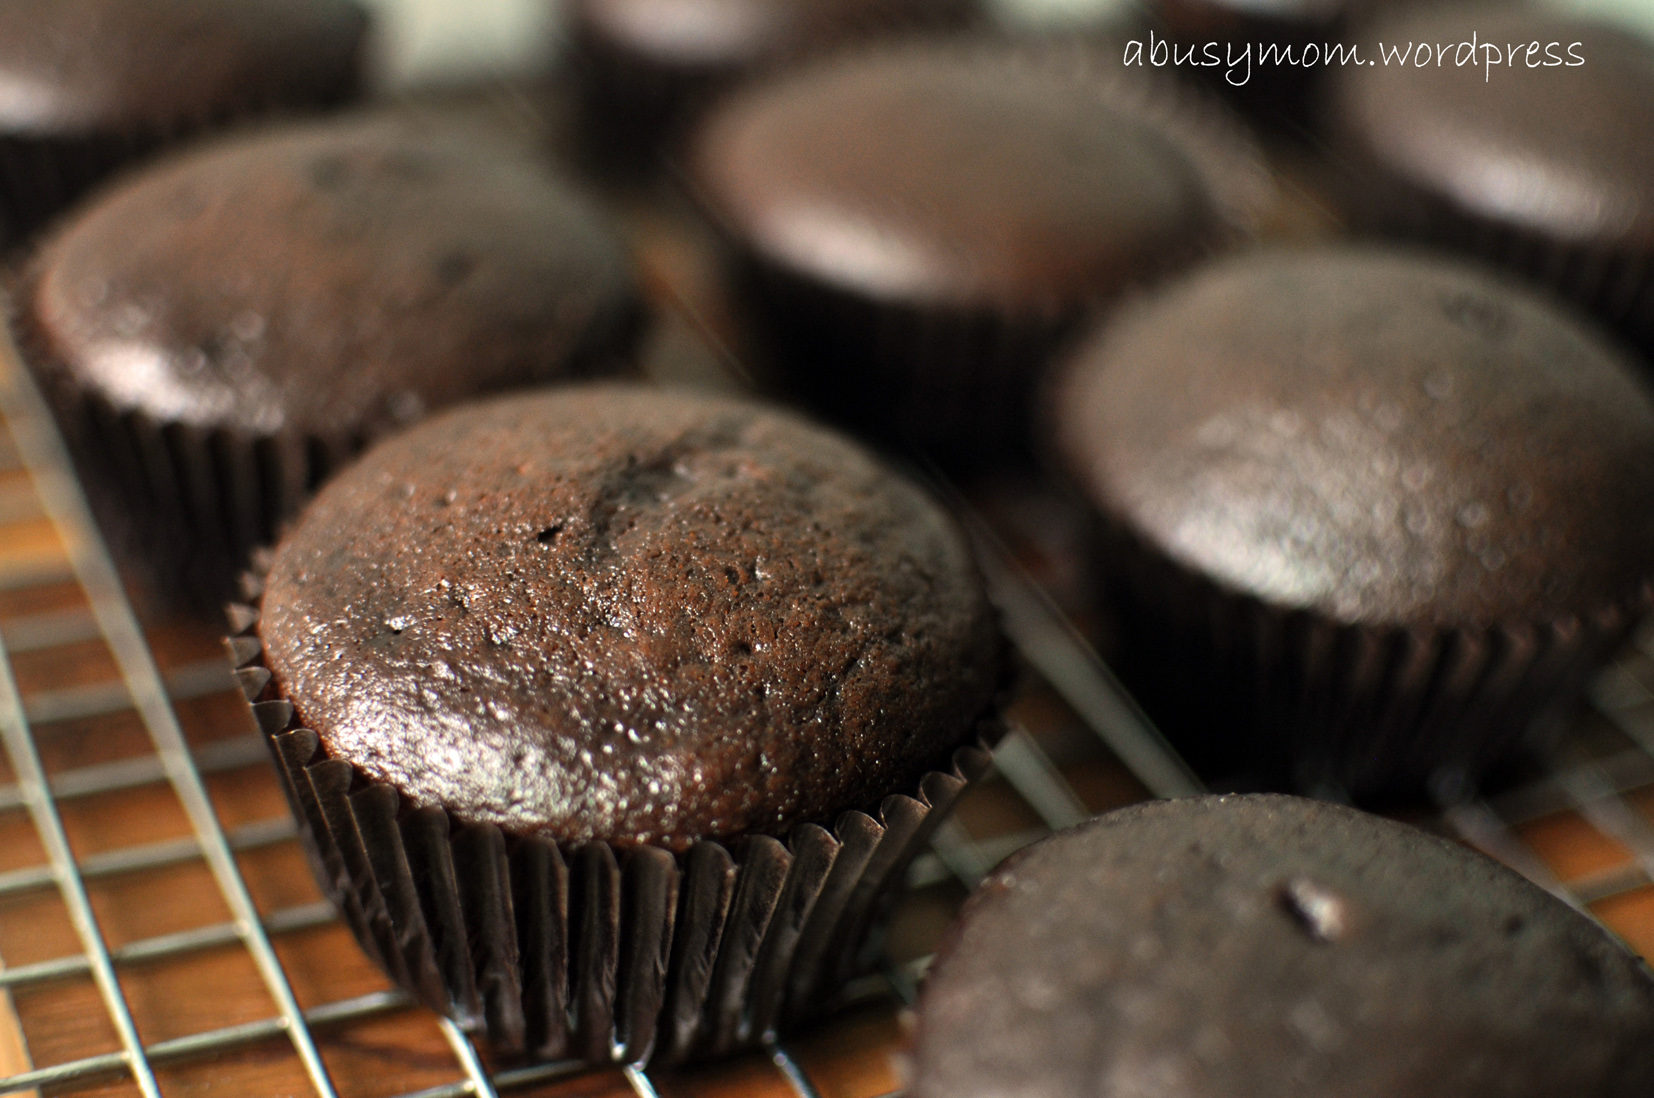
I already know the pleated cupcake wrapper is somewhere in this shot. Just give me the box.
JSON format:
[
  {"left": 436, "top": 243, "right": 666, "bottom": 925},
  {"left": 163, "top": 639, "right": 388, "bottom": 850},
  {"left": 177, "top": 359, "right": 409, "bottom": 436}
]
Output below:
[
  {"left": 566, "top": 21, "right": 725, "bottom": 178},
  {"left": 1334, "top": 155, "right": 1654, "bottom": 355},
  {"left": 1099, "top": 522, "right": 1649, "bottom": 802},
  {"left": 730, "top": 260, "right": 1080, "bottom": 469},
  {"left": 698, "top": 42, "right": 1276, "bottom": 467},
  {"left": 0, "top": 131, "right": 166, "bottom": 245},
  {"left": 224, "top": 591, "right": 995, "bottom": 1065},
  {"left": 33, "top": 366, "right": 355, "bottom": 603}
]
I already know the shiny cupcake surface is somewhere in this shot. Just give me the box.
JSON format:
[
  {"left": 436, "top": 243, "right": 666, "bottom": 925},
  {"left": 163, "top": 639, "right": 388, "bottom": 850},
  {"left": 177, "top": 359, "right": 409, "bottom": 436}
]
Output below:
[
  {"left": 910, "top": 795, "right": 1654, "bottom": 1098},
  {"left": 258, "top": 385, "right": 1003, "bottom": 850},
  {"left": 1054, "top": 247, "right": 1654, "bottom": 627},
  {"left": 690, "top": 41, "right": 1220, "bottom": 311},
  {"left": 26, "top": 115, "right": 641, "bottom": 438},
  {"left": 1330, "top": 4, "right": 1654, "bottom": 249}
]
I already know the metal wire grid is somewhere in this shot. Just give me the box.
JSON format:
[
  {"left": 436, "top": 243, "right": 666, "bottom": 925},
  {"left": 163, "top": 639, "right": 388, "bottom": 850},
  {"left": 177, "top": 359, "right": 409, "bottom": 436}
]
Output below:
[
  {"left": 0, "top": 348, "right": 488, "bottom": 1098},
  {"left": 0, "top": 325, "right": 1647, "bottom": 1098}
]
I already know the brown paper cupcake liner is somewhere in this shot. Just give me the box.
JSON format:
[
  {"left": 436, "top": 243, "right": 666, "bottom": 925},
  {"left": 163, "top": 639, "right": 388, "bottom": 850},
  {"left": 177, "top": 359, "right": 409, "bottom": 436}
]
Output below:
[
  {"left": 36, "top": 376, "right": 354, "bottom": 605},
  {"left": 724, "top": 260, "right": 1078, "bottom": 469},
  {"left": 565, "top": 19, "right": 724, "bottom": 180},
  {"left": 1331, "top": 157, "right": 1654, "bottom": 356},
  {"left": 223, "top": 583, "right": 997, "bottom": 1065},
  {"left": 1096, "top": 519, "right": 1649, "bottom": 803},
  {"left": 0, "top": 131, "right": 160, "bottom": 244},
  {"left": 696, "top": 41, "right": 1276, "bottom": 469}
]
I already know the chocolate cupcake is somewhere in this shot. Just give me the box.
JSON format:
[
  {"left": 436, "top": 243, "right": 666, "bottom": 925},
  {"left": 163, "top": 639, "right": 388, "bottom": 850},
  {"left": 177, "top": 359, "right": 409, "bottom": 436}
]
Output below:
[
  {"left": 229, "top": 384, "right": 1003, "bottom": 1063},
  {"left": 910, "top": 795, "right": 1654, "bottom": 1098},
  {"left": 566, "top": 0, "right": 979, "bottom": 175},
  {"left": 0, "top": 0, "right": 370, "bottom": 241},
  {"left": 1326, "top": 4, "right": 1654, "bottom": 354},
  {"left": 19, "top": 114, "right": 644, "bottom": 601},
  {"left": 687, "top": 38, "right": 1273, "bottom": 469},
  {"left": 1050, "top": 246, "right": 1654, "bottom": 802}
]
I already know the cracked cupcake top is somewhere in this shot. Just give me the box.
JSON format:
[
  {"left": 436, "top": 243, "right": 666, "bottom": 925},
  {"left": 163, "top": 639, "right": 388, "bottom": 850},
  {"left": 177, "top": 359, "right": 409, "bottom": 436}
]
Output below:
[{"left": 258, "top": 384, "right": 1002, "bottom": 849}]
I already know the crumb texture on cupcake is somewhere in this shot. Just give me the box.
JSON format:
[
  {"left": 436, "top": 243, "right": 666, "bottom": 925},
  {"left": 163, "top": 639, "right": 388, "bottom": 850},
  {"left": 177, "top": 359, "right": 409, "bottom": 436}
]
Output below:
[
  {"left": 0, "top": 0, "right": 369, "bottom": 131},
  {"left": 26, "top": 116, "right": 639, "bottom": 438},
  {"left": 1055, "top": 248, "right": 1654, "bottom": 626},
  {"left": 911, "top": 795, "right": 1654, "bottom": 1098},
  {"left": 259, "top": 386, "right": 1002, "bottom": 849}
]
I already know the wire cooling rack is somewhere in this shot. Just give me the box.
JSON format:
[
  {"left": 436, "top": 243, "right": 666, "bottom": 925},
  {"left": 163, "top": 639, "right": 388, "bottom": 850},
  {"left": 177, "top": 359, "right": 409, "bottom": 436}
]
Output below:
[{"left": 0, "top": 305, "right": 1652, "bottom": 1098}]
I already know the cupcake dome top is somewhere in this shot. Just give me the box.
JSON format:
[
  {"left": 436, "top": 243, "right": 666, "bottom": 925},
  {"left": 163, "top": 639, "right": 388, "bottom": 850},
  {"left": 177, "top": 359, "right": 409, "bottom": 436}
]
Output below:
[
  {"left": 26, "top": 115, "right": 640, "bottom": 438},
  {"left": 0, "top": 0, "right": 368, "bottom": 133},
  {"left": 689, "top": 42, "right": 1231, "bottom": 311},
  {"left": 258, "top": 386, "right": 1003, "bottom": 849},
  {"left": 1329, "top": 5, "right": 1654, "bottom": 248},
  {"left": 1053, "top": 248, "right": 1654, "bottom": 626},
  {"left": 911, "top": 795, "right": 1654, "bottom": 1098}
]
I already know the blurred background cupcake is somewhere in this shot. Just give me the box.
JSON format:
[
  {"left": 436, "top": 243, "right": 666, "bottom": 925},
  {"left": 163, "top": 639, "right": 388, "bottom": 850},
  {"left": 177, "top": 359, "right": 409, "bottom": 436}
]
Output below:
[
  {"left": 685, "top": 36, "right": 1274, "bottom": 472},
  {"left": 1325, "top": 2, "right": 1654, "bottom": 358},
  {"left": 1049, "top": 246, "right": 1654, "bottom": 803},
  {"left": 0, "top": 0, "right": 371, "bottom": 242},
  {"left": 17, "top": 112, "right": 645, "bottom": 604}
]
